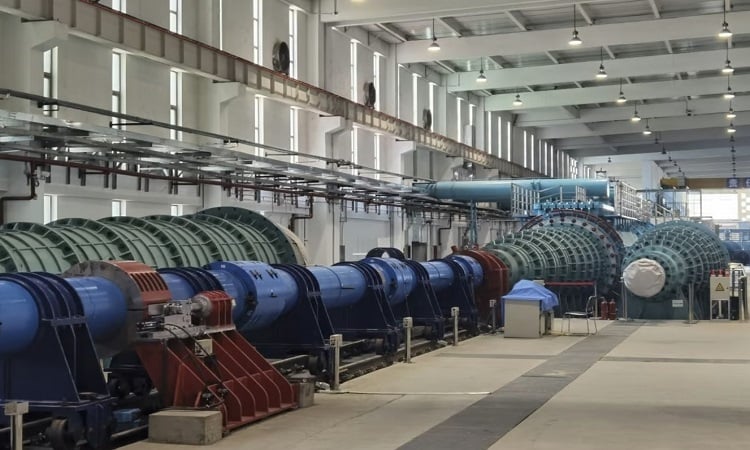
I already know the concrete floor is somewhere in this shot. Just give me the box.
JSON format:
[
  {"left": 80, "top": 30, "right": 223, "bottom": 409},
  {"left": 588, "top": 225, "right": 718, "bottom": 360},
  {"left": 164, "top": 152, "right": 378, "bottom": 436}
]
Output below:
[{"left": 123, "top": 319, "right": 750, "bottom": 450}]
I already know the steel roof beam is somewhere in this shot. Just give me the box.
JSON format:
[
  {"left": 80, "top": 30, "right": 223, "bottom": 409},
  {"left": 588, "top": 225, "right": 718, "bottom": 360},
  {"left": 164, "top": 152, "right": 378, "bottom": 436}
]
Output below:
[
  {"left": 437, "top": 17, "right": 464, "bottom": 37},
  {"left": 447, "top": 47, "right": 750, "bottom": 92},
  {"left": 396, "top": 11, "right": 750, "bottom": 63},
  {"left": 538, "top": 113, "right": 749, "bottom": 139},
  {"left": 485, "top": 74, "right": 750, "bottom": 111},
  {"left": 321, "top": 0, "right": 620, "bottom": 25},
  {"left": 518, "top": 97, "right": 749, "bottom": 127}
]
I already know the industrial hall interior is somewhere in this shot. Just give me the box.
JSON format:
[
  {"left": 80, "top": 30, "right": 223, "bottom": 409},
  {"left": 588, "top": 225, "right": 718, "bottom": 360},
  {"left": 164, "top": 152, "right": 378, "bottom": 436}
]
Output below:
[{"left": 3, "top": 0, "right": 750, "bottom": 449}]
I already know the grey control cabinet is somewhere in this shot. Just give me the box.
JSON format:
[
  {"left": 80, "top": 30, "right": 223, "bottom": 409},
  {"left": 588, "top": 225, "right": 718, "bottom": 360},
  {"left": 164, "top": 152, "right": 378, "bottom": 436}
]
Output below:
[{"left": 504, "top": 299, "right": 543, "bottom": 338}]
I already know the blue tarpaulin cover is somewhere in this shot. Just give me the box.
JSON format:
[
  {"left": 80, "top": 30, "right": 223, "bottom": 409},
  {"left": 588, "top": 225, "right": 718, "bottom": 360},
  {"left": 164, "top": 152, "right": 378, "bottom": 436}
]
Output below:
[{"left": 501, "top": 279, "right": 559, "bottom": 312}]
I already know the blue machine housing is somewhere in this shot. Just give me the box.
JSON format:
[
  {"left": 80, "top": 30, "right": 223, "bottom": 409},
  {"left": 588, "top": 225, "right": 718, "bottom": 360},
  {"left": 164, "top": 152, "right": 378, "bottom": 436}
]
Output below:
[
  {"left": 0, "top": 273, "right": 115, "bottom": 450},
  {"left": 1, "top": 249, "right": 493, "bottom": 448}
]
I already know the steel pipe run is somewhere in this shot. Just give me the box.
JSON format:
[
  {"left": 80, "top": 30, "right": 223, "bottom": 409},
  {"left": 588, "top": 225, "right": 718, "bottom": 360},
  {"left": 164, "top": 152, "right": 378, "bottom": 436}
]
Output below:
[
  {"left": 415, "top": 179, "right": 611, "bottom": 209},
  {"left": 622, "top": 221, "right": 729, "bottom": 319}
]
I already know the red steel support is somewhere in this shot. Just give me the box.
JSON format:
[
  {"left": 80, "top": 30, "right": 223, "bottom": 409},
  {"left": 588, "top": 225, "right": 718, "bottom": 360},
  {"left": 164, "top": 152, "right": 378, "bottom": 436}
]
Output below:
[
  {"left": 135, "top": 291, "right": 296, "bottom": 430},
  {"left": 452, "top": 247, "right": 510, "bottom": 325}
]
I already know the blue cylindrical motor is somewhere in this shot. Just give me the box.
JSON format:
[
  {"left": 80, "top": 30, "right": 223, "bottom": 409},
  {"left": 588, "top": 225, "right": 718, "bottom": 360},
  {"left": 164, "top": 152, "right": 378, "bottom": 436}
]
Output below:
[
  {"left": 204, "top": 261, "right": 300, "bottom": 332},
  {"left": 0, "top": 275, "right": 127, "bottom": 355},
  {"left": 307, "top": 265, "right": 368, "bottom": 308},
  {"left": 362, "top": 258, "right": 417, "bottom": 305}
]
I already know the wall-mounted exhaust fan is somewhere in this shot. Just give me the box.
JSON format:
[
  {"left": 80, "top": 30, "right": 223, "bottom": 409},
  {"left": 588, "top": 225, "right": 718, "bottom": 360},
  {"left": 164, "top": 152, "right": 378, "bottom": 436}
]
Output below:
[
  {"left": 422, "top": 108, "right": 433, "bottom": 130},
  {"left": 272, "top": 41, "right": 291, "bottom": 75},
  {"left": 363, "top": 82, "right": 377, "bottom": 108}
]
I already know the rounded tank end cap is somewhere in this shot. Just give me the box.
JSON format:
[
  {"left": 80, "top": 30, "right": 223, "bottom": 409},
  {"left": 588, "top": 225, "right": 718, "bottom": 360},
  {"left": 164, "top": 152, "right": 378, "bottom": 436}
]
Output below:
[{"left": 623, "top": 258, "right": 666, "bottom": 298}]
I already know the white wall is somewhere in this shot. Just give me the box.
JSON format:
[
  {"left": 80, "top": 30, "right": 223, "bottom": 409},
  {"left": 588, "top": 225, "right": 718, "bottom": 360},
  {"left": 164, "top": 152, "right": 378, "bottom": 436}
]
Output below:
[{"left": 0, "top": 4, "right": 530, "bottom": 264}]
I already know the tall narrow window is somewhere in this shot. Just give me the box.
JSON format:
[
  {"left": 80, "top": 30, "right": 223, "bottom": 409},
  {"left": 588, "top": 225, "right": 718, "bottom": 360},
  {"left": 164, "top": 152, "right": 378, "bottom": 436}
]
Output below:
[
  {"left": 112, "top": 52, "right": 125, "bottom": 127},
  {"left": 288, "top": 7, "right": 298, "bottom": 78},
  {"left": 351, "top": 127, "right": 358, "bottom": 176},
  {"left": 373, "top": 134, "right": 381, "bottom": 180},
  {"left": 170, "top": 204, "right": 184, "bottom": 216},
  {"left": 456, "top": 97, "right": 463, "bottom": 142},
  {"left": 543, "top": 142, "right": 549, "bottom": 175},
  {"left": 412, "top": 73, "right": 421, "bottom": 125},
  {"left": 486, "top": 112, "right": 493, "bottom": 154},
  {"left": 112, "top": 200, "right": 126, "bottom": 217},
  {"left": 42, "top": 47, "right": 58, "bottom": 117},
  {"left": 506, "top": 121, "right": 511, "bottom": 161},
  {"left": 218, "top": 0, "right": 224, "bottom": 50},
  {"left": 43, "top": 194, "right": 58, "bottom": 224},
  {"left": 468, "top": 103, "right": 476, "bottom": 146},
  {"left": 169, "top": 69, "right": 182, "bottom": 140},
  {"left": 169, "top": 0, "right": 182, "bottom": 34},
  {"left": 551, "top": 146, "right": 556, "bottom": 177},
  {"left": 396, "top": 65, "right": 403, "bottom": 118},
  {"left": 253, "top": 0, "right": 263, "bottom": 64},
  {"left": 497, "top": 117, "right": 503, "bottom": 157},
  {"left": 289, "top": 107, "right": 299, "bottom": 164},
  {"left": 530, "top": 133, "right": 535, "bottom": 171},
  {"left": 523, "top": 130, "right": 528, "bottom": 168},
  {"left": 373, "top": 53, "right": 382, "bottom": 110},
  {"left": 254, "top": 95, "right": 264, "bottom": 156},
  {"left": 428, "top": 82, "right": 436, "bottom": 131},
  {"left": 111, "top": 0, "right": 126, "bottom": 12},
  {"left": 350, "top": 40, "right": 358, "bottom": 102}
]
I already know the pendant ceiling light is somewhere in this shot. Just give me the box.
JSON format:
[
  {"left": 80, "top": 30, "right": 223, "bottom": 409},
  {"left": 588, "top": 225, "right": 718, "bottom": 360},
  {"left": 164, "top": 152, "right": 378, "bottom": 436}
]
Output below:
[
  {"left": 477, "top": 58, "right": 487, "bottom": 83},
  {"left": 643, "top": 119, "right": 652, "bottom": 135},
  {"left": 724, "top": 76, "right": 735, "bottom": 99},
  {"left": 616, "top": 78, "right": 627, "bottom": 103},
  {"left": 569, "top": 4, "right": 582, "bottom": 46},
  {"left": 428, "top": 18, "right": 441, "bottom": 52},
  {"left": 512, "top": 93, "right": 523, "bottom": 106},
  {"left": 719, "top": 2, "right": 732, "bottom": 38},
  {"left": 722, "top": 43, "right": 734, "bottom": 74},
  {"left": 631, "top": 104, "right": 641, "bottom": 122},
  {"left": 727, "top": 101, "right": 737, "bottom": 119},
  {"left": 595, "top": 47, "right": 607, "bottom": 79}
]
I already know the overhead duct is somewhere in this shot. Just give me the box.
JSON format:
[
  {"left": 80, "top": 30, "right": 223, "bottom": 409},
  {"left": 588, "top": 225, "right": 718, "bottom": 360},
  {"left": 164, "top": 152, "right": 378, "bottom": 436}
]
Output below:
[{"left": 414, "top": 179, "right": 611, "bottom": 209}]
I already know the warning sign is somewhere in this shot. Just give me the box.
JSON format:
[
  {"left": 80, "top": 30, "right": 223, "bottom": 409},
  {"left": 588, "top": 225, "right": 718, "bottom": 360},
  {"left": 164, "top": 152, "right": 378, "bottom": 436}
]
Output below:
[{"left": 715, "top": 283, "right": 725, "bottom": 292}]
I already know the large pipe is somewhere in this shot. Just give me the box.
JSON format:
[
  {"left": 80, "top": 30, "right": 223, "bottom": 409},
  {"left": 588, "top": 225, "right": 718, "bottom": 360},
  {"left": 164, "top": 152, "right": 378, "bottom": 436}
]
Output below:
[{"left": 415, "top": 179, "right": 610, "bottom": 209}]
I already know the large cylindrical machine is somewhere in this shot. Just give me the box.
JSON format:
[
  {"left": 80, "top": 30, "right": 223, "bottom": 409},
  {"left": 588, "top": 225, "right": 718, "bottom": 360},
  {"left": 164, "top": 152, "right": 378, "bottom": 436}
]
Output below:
[
  {"left": 622, "top": 220, "right": 729, "bottom": 319},
  {"left": 0, "top": 207, "right": 307, "bottom": 273},
  {"left": 0, "top": 260, "right": 298, "bottom": 449},
  {"left": 484, "top": 210, "right": 623, "bottom": 293}
]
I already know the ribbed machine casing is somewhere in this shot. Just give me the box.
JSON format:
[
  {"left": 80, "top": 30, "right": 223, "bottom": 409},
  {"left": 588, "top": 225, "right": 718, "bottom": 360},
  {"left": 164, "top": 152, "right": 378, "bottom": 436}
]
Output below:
[
  {"left": 483, "top": 210, "right": 623, "bottom": 312},
  {"left": 622, "top": 220, "right": 729, "bottom": 319},
  {"left": 0, "top": 208, "right": 307, "bottom": 272}
]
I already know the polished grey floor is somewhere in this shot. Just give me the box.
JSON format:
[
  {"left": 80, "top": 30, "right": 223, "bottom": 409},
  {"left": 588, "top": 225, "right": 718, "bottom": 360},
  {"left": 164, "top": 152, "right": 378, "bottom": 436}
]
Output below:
[{"left": 124, "top": 320, "right": 750, "bottom": 450}]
